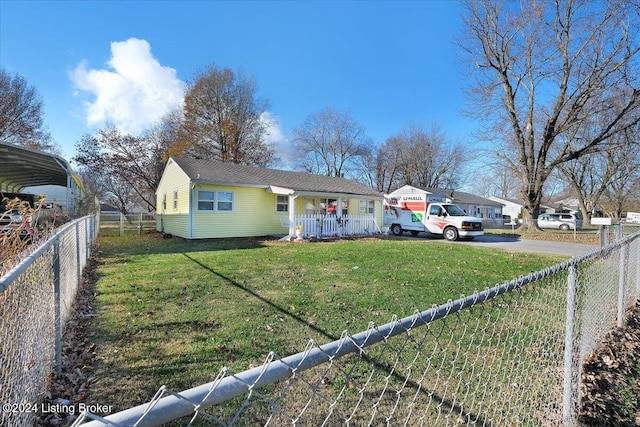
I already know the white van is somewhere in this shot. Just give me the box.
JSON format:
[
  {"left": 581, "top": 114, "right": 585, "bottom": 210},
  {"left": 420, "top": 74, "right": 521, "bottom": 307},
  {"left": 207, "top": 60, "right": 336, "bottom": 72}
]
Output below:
[{"left": 383, "top": 192, "right": 483, "bottom": 241}]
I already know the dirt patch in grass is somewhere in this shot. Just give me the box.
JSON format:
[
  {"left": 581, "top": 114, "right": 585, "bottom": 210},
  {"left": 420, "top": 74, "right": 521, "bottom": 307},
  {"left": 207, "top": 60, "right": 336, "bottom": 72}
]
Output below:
[{"left": 580, "top": 300, "right": 640, "bottom": 426}]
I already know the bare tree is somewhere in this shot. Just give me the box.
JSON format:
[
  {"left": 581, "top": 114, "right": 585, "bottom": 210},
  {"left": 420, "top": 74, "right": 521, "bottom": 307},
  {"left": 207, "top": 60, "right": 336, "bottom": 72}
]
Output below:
[
  {"left": 177, "top": 65, "right": 273, "bottom": 166},
  {"left": 74, "top": 125, "right": 170, "bottom": 212},
  {"left": 376, "top": 123, "right": 467, "bottom": 192},
  {"left": 375, "top": 136, "right": 405, "bottom": 193},
  {"left": 468, "top": 153, "right": 520, "bottom": 199},
  {"left": 459, "top": 0, "right": 640, "bottom": 229},
  {"left": 292, "top": 107, "right": 371, "bottom": 178},
  {"left": 0, "top": 68, "right": 58, "bottom": 153},
  {"left": 558, "top": 151, "right": 612, "bottom": 221},
  {"left": 596, "top": 134, "right": 640, "bottom": 219}
]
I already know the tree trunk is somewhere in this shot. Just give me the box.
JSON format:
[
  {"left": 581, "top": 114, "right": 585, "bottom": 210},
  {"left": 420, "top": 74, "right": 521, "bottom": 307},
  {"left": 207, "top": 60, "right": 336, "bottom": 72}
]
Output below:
[{"left": 518, "top": 177, "right": 544, "bottom": 231}]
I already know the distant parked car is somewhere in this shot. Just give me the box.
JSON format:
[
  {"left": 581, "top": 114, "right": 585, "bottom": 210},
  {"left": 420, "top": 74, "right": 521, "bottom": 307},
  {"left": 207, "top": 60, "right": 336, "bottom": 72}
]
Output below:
[{"left": 537, "top": 213, "right": 582, "bottom": 230}]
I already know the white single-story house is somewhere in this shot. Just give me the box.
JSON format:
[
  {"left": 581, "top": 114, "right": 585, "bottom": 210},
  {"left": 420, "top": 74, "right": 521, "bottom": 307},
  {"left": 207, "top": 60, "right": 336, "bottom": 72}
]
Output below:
[
  {"left": 487, "top": 196, "right": 524, "bottom": 221},
  {"left": 488, "top": 196, "right": 557, "bottom": 221},
  {"left": 156, "top": 157, "right": 383, "bottom": 239},
  {"left": 396, "top": 186, "right": 504, "bottom": 224}
]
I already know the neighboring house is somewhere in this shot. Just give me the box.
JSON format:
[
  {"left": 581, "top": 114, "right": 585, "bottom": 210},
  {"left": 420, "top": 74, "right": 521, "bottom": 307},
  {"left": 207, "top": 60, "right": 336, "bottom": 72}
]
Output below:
[
  {"left": 487, "top": 196, "right": 524, "bottom": 221},
  {"left": 394, "top": 186, "right": 504, "bottom": 222},
  {"left": 550, "top": 197, "right": 581, "bottom": 215},
  {"left": 489, "top": 196, "right": 556, "bottom": 221},
  {"left": 100, "top": 203, "right": 119, "bottom": 213},
  {"left": 156, "top": 157, "right": 383, "bottom": 239}
]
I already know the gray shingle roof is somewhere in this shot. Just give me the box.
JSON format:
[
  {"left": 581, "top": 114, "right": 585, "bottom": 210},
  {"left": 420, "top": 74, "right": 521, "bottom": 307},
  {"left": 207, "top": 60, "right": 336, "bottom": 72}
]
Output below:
[
  {"left": 419, "top": 186, "right": 504, "bottom": 207},
  {"left": 172, "top": 157, "right": 381, "bottom": 197}
]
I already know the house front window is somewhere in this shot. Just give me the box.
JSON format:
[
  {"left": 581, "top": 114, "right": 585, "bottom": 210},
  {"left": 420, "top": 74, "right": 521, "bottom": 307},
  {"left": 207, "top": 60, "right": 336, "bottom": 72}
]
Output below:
[
  {"left": 359, "top": 200, "right": 374, "bottom": 214},
  {"left": 304, "top": 198, "right": 316, "bottom": 215},
  {"left": 276, "top": 195, "right": 288, "bottom": 212},
  {"left": 197, "top": 191, "right": 215, "bottom": 211},
  {"left": 320, "top": 198, "right": 337, "bottom": 215},
  {"left": 217, "top": 191, "right": 234, "bottom": 211},
  {"left": 173, "top": 190, "right": 178, "bottom": 210},
  {"left": 197, "top": 190, "right": 234, "bottom": 211}
]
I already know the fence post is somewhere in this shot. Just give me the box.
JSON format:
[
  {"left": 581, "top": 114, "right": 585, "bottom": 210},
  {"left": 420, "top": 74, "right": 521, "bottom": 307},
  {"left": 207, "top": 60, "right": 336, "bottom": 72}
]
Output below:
[
  {"left": 636, "top": 239, "right": 640, "bottom": 297},
  {"left": 618, "top": 243, "right": 628, "bottom": 327},
  {"left": 76, "top": 221, "right": 81, "bottom": 288},
  {"left": 563, "top": 264, "right": 578, "bottom": 426},
  {"left": 53, "top": 237, "right": 62, "bottom": 375},
  {"left": 86, "top": 216, "right": 92, "bottom": 257}
]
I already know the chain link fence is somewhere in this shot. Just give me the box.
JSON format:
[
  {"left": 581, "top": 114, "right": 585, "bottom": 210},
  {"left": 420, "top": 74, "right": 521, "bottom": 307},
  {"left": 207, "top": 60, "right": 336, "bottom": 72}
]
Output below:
[
  {"left": 99, "top": 212, "right": 156, "bottom": 236},
  {"left": 71, "top": 231, "right": 640, "bottom": 427},
  {"left": 0, "top": 215, "right": 98, "bottom": 427}
]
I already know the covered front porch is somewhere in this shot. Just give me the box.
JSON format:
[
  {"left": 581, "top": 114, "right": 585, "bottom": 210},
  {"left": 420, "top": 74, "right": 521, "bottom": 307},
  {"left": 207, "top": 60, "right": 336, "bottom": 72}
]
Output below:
[
  {"left": 281, "top": 214, "right": 379, "bottom": 239},
  {"left": 269, "top": 186, "right": 381, "bottom": 240}
]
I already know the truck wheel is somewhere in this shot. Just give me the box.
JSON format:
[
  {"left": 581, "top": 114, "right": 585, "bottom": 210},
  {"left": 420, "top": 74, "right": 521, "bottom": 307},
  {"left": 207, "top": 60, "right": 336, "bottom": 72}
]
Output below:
[
  {"left": 444, "top": 226, "right": 459, "bottom": 241},
  {"left": 390, "top": 224, "right": 403, "bottom": 236}
]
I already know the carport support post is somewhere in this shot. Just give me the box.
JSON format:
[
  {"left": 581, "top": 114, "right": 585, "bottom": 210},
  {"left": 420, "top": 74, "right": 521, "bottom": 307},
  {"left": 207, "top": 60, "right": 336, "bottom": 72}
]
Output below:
[{"left": 562, "top": 264, "right": 578, "bottom": 426}]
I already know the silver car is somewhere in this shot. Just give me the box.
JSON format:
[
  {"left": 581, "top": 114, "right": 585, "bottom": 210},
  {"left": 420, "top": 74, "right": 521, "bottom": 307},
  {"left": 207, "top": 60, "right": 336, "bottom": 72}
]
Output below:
[{"left": 537, "top": 213, "right": 582, "bottom": 230}]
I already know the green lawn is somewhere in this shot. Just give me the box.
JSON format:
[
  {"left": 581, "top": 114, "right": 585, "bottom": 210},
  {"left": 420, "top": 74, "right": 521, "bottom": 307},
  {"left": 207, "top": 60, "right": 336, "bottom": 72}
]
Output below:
[{"left": 87, "top": 232, "right": 566, "bottom": 414}]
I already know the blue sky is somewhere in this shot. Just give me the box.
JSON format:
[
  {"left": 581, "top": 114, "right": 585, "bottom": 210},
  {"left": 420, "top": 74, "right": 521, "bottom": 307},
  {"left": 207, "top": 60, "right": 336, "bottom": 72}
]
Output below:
[{"left": 1, "top": 0, "right": 477, "bottom": 165}]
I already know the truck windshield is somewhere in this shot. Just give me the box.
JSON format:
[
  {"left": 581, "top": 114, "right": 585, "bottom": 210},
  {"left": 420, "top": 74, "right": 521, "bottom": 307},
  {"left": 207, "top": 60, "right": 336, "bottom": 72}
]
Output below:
[{"left": 443, "top": 204, "right": 467, "bottom": 216}]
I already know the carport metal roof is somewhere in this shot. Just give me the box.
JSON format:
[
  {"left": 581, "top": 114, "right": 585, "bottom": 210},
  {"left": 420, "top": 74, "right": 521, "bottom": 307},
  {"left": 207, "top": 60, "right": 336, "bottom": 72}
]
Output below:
[{"left": 0, "top": 142, "right": 75, "bottom": 193}]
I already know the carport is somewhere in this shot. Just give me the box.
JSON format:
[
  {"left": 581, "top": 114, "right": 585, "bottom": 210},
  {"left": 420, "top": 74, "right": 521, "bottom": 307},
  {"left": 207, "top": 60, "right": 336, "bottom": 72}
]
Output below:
[{"left": 0, "top": 142, "right": 84, "bottom": 214}]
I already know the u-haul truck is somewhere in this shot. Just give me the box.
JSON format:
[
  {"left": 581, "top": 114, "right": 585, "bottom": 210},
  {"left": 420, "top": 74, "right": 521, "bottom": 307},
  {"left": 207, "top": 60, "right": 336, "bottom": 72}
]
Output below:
[{"left": 383, "top": 192, "right": 483, "bottom": 241}]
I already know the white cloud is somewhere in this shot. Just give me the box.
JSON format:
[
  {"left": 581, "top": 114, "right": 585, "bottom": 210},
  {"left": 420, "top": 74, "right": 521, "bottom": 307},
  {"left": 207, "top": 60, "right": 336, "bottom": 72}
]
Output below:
[
  {"left": 260, "top": 112, "right": 295, "bottom": 164},
  {"left": 70, "top": 38, "right": 185, "bottom": 134}
]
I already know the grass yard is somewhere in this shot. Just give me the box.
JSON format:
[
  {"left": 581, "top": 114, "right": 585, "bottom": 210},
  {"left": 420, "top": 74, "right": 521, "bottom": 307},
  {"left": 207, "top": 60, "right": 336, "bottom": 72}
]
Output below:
[{"left": 86, "top": 232, "right": 567, "bottom": 416}]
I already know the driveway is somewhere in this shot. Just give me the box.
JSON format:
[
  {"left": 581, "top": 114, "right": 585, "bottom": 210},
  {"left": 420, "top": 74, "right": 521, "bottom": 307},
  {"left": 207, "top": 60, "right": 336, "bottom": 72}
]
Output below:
[
  {"left": 460, "top": 234, "right": 599, "bottom": 257},
  {"left": 399, "top": 233, "right": 600, "bottom": 257}
]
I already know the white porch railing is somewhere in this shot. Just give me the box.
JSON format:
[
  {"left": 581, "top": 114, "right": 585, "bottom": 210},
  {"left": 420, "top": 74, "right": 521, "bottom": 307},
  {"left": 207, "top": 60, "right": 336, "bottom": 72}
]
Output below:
[{"left": 292, "top": 214, "right": 378, "bottom": 237}]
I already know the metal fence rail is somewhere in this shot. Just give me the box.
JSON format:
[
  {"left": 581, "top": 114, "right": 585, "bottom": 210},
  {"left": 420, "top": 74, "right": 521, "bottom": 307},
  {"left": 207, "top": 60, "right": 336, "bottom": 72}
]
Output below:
[
  {"left": 74, "top": 231, "right": 640, "bottom": 426},
  {"left": 0, "top": 215, "right": 98, "bottom": 427}
]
